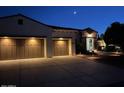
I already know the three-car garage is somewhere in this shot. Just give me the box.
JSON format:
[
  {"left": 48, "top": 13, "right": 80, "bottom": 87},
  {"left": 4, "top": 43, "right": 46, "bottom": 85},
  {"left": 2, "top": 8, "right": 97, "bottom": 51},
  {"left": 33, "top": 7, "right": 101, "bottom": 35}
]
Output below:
[
  {"left": 0, "top": 14, "right": 75, "bottom": 60},
  {"left": 0, "top": 37, "right": 72, "bottom": 60}
]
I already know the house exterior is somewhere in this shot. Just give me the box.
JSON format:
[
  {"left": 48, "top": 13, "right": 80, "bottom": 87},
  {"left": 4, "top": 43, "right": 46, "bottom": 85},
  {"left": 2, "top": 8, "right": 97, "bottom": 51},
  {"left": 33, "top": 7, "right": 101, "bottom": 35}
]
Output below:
[
  {"left": 97, "top": 38, "right": 106, "bottom": 51},
  {"left": 0, "top": 14, "right": 98, "bottom": 60},
  {"left": 81, "top": 28, "right": 98, "bottom": 52}
]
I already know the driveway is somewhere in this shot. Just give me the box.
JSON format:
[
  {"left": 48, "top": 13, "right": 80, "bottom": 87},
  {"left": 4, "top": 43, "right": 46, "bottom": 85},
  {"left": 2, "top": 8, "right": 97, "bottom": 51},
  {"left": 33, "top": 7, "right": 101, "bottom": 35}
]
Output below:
[{"left": 0, "top": 56, "right": 124, "bottom": 87}]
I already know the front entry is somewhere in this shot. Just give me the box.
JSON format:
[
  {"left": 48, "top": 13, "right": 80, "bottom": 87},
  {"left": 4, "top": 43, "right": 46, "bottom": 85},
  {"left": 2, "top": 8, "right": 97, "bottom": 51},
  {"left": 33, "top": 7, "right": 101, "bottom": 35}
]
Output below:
[{"left": 86, "top": 38, "right": 94, "bottom": 51}]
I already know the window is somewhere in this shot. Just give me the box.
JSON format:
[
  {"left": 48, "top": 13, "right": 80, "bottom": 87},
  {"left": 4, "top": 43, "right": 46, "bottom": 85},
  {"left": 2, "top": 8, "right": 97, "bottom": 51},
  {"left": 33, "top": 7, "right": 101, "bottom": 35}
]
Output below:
[{"left": 18, "top": 19, "right": 23, "bottom": 25}]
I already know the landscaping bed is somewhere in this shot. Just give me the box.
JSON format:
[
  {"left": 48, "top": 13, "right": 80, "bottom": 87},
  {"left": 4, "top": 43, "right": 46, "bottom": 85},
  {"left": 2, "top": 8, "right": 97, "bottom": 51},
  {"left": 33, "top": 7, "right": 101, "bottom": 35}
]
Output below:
[{"left": 92, "top": 55, "right": 124, "bottom": 68}]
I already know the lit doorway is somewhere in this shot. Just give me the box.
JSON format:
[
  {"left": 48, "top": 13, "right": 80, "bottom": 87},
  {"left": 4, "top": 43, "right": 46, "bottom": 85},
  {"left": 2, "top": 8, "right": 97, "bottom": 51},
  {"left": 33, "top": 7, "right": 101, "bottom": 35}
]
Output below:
[{"left": 86, "top": 38, "right": 94, "bottom": 51}]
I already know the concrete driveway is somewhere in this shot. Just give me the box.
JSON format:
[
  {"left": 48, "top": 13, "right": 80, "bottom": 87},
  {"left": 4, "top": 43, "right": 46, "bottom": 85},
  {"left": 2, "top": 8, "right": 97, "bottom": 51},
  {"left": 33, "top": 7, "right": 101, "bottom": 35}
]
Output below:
[{"left": 0, "top": 56, "right": 124, "bottom": 87}]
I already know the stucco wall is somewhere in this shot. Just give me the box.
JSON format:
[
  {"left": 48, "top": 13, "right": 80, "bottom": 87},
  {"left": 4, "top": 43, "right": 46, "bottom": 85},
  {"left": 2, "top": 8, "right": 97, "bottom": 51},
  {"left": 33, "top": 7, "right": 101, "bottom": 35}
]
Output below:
[
  {"left": 0, "top": 15, "right": 52, "bottom": 37},
  {"left": 82, "top": 31, "right": 97, "bottom": 38},
  {"left": 52, "top": 29, "right": 79, "bottom": 55},
  {"left": 52, "top": 29, "right": 78, "bottom": 38},
  {"left": 0, "top": 15, "right": 53, "bottom": 58}
]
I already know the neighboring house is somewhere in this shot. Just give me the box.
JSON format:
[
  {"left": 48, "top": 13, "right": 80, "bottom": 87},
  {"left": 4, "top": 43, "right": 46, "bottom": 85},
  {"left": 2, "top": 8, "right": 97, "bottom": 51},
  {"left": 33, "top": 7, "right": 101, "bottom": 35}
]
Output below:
[
  {"left": 97, "top": 38, "right": 106, "bottom": 51},
  {"left": 0, "top": 14, "right": 98, "bottom": 60}
]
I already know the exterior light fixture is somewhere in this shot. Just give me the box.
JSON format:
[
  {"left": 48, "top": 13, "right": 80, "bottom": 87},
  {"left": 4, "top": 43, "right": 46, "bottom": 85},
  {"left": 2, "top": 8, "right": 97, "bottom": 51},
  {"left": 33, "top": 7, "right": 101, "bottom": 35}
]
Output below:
[
  {"left": 3, "top": 36, "right": 9, "bottom": 39},
  {"left": 27, "top": 37, "right": 38, "bottom": 45},
  {"left": 1, "top": 36, "right": 12, "bottom": 45},
  {"left": 93, "top": 49, "right": 97, "bottom": 53},
  {"left": 59, "top": 38, "right": 63, "bottom": 40},
  {"left": 30, "top": 37, "right": 35, "bottom": 39}
]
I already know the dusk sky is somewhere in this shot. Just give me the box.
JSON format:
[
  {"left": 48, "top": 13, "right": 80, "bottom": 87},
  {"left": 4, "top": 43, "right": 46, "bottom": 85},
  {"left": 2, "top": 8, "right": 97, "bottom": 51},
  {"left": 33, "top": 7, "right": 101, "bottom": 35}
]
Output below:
[{"left": 0, "top": 6, "right": 124, "bottom": 34}]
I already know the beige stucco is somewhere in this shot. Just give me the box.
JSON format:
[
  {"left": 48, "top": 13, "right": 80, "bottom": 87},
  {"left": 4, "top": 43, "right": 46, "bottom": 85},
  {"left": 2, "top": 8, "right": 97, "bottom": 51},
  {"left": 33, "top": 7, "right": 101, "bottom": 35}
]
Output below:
[
  {"left": 52, "top": 29, "right": 78, "bottom": 56},
  {"left": 81, "top": 30, "right": 98, "bottom": 51}
]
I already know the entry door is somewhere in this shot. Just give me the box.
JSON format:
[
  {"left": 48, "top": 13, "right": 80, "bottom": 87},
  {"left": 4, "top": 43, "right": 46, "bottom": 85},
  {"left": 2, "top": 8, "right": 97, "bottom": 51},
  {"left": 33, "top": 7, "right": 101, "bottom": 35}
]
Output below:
[
  {"left": 86, "top": 38, "right": 94, "bottom": 51},
  {"left": 53, "top": 40, "right": 69, "bottom": 56}
]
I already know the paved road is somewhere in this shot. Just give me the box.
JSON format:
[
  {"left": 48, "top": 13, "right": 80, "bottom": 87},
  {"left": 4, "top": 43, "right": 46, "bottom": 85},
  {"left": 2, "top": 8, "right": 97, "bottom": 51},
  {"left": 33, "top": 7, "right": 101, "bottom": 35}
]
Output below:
[{"left": 0, "top": 56, "right": 124, "bottom": 87}]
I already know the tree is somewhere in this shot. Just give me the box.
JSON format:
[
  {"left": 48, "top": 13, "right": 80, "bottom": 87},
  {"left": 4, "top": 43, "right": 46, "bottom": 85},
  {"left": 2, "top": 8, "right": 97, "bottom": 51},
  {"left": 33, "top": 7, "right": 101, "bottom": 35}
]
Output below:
[
  {"left": 104, "top": 22, "right": 124, "bottom": 51},
  {"left": 104, "top": 27, "right": 112, "bottom": 45},
  {"left": 100, "top": 33, "right": 104, "bottom": 39}
]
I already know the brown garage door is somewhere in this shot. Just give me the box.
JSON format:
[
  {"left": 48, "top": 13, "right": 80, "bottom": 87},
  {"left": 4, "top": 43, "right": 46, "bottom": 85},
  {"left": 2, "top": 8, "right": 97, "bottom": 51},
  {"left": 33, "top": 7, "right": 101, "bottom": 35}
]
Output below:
[
  {"left": 53, "top": 40, "right": 69, "bottom": 56},
  {"left": 0, "top": 38, "right": 17, "bottom": 60},
  {"left": 0, "top": 38, "right": 44, "bottom": 60}
]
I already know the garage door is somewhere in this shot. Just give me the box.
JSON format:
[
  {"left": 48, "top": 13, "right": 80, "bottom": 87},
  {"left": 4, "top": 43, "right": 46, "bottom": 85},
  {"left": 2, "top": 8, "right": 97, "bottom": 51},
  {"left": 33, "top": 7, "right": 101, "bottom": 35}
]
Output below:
[
  {"left": 0, "top": 38, "right": 17, "bottom": 60},
  {"left": 53, "top": 40, "right": 69, "bottom": 56},
  {"left": 0, "top": 38, "right": 44, "bottom": 60}
]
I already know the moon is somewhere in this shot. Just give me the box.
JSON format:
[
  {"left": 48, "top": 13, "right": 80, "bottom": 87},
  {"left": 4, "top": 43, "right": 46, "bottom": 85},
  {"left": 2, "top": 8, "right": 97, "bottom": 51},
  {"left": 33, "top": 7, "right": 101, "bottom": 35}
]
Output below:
[{"left": 73, "top": 11, "right": 77, "bottom": 15}]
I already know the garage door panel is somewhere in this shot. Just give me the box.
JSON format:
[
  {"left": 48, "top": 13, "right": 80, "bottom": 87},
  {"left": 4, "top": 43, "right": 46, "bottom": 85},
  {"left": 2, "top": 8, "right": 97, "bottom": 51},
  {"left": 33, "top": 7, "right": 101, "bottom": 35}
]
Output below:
[
  {"left": 0, "top": 38, "right": 44, "bottom": 60},
  {"left": 53, "top": 40, "right": 69, "bottom": 56},
  {"left": 25, "top": 45, "right": 44, "bottom": 58},
  {"left": 10, "top": 45, "right": 17, "bottom": 59},
  {"left": 16, "top": 46, "right": 25, "bottom": 59},
  {"left": 0, "top": 38, "right": 17, "bottom": 60},
  {"left": 0, "top": 38, "right": 16, "bottom": 46},
  {"left": 0, "top": 45, "right": 17, "bottom": 60},
  {"left": 16, "top": 39, "right": 25, "bottom": 59}
]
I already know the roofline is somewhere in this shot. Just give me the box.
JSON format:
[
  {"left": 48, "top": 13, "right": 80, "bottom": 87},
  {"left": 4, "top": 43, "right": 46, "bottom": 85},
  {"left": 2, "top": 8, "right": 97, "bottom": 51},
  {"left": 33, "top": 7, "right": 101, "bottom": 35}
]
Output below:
[
  {"left": 0, "top": 14, "right": 19, "bottom": 19},
  {"left": 0, "top": 14, "right": 97, "bottom": 33},
  {"left": 0, "top": 34, "right": 46, "bottom": 37},
  {"left": 0, "top": 13, "right": 50, "bottom": 26},
  {"left": 0, "top": 13, "right": 82, "bottom": 31},
  {"left": 47, "top": 25, "right": 82, "bottom": 31},
  {"left": 82, "top": 27, "right": 98, "bottom": 33}
]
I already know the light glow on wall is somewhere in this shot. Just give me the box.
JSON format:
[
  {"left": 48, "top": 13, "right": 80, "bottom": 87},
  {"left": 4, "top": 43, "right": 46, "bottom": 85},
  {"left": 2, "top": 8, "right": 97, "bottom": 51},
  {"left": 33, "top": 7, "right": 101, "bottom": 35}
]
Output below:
[
  {"left": 56, "top": 40, "right": 65, "bottom": 45},
  {"left": 56, "top": 38, "right": 65, "bottom": 45},
  {"left": 87, "top": 34, "right": 93, "bottom": 37},
  {"left": 3, "top": 36, "right": 9, "bottom": 39},
  {"left": 97, "top": 40, "right": 106, "bottom": 47},
  {"left": 1, "top": 37, "right": 14, "bottom": 45},
  {"left": 27, "top": 37, "right": 38, "bottom": 45}
]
